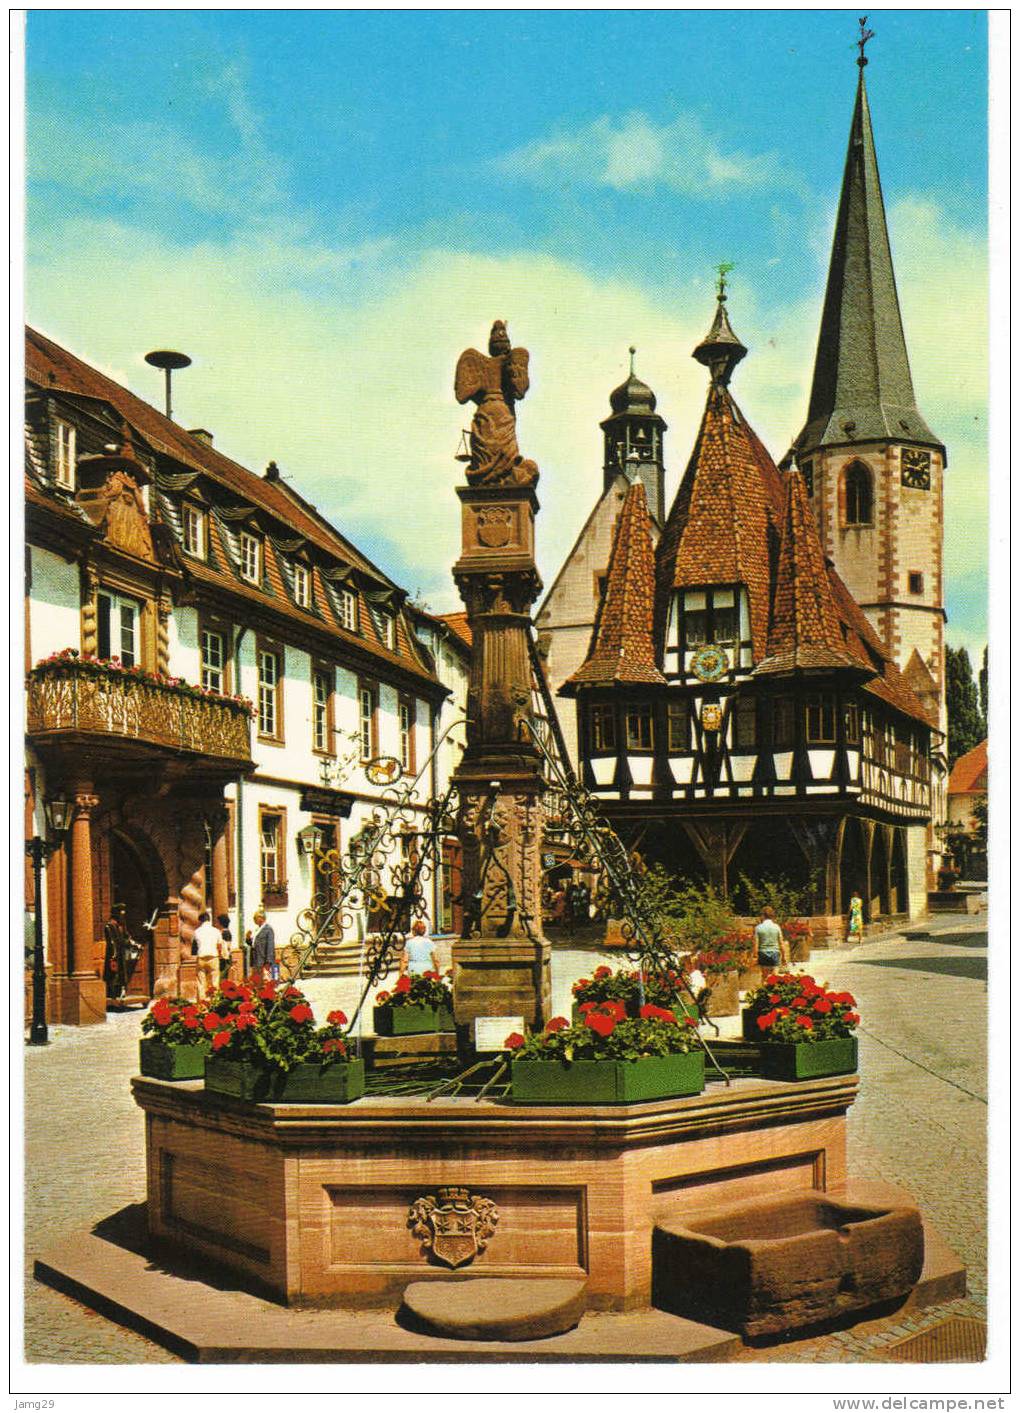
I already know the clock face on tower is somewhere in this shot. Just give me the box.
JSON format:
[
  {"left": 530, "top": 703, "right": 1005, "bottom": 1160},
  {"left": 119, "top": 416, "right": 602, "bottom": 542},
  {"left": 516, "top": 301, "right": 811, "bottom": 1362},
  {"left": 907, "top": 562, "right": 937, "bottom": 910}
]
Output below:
[{"left": 900, "top": 448, "right": 932, "bottom": 490}]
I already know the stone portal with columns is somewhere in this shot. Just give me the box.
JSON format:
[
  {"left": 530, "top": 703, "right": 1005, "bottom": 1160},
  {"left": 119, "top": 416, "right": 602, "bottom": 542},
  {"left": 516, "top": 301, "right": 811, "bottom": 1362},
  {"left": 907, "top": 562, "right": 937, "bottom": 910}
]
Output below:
[{"left": 450, "top": 322, "right": 551, "bottom": 1031}]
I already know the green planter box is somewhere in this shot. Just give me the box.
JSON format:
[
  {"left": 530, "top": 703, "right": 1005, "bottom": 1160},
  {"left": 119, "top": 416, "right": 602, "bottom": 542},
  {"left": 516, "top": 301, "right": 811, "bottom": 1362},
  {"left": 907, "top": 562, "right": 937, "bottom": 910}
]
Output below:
[
  {"left": 373, "top": 1004, "right": 454, "bottom": 1035},
  {"left": 571, "top": 996, "right": 698, "bottom": 1024},
  {"left": 511, "top": 1051, "right": 705, "bottom": 1105},
  {"left": 760, "top": 1037, "right": 858, "bottom": 1081},
  {"left": 204, "top": 1056, "right": 366, "bottom": 1103},
  {"left": 139, "top": 1037, "right": 210, "bottom": 1080}
]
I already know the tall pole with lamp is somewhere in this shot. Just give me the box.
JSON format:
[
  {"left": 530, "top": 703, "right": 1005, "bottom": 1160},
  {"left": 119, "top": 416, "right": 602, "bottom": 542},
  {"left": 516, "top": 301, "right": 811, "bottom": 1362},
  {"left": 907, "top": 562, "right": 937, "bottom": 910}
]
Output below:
[{"left": 25, "top": 794, "right": 72, "bottom": 1046}]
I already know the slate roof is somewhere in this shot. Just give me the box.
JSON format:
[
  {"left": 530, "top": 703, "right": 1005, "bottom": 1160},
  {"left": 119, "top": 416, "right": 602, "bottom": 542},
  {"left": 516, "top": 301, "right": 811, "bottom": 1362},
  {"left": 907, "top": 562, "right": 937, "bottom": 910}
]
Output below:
[
  {"left": 755, "top": 468, "right": 865, "bottom": 677},
  {"left": 794, "top": 72, "right": 941, "bottom": 456},
  {"left": 947, "top": 739, "right": 987, "bottom": 795},
  {"left": 565, "top": 478, "right": 665, "bottom": 692}
]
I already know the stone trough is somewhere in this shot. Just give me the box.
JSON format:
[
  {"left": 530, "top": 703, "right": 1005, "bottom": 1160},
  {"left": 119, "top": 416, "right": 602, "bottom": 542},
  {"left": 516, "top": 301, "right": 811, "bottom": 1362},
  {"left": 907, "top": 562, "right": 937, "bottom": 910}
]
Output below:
[{"left": 653, "top": 1190, "right": 924, "bottom": 1337}]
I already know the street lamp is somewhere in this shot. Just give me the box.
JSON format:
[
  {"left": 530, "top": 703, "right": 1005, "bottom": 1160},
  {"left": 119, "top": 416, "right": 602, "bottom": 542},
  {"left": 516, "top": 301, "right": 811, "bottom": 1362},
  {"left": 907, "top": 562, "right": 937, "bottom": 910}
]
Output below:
[{"left": 25, "top": 794, "right": 71, "bottom": 1046}]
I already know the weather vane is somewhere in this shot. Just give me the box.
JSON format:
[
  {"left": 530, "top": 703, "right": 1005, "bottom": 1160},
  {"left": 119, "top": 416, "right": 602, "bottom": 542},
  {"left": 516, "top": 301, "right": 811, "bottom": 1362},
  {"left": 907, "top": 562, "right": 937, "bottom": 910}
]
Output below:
[
  {"left": 857, "top": 16, "right": 875, "bottom": 68},
  {"left": 716, "top": 262, "right": 735, "bottom": 300}
]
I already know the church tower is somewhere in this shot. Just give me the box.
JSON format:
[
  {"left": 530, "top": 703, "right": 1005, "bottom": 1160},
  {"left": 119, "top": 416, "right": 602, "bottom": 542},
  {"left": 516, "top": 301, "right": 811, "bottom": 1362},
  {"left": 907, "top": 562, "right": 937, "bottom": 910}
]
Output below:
[
  {"left": 792, "top": 30, "right": 946, "bottom": 740},
  {"left": 600, "top": 348, "right": 667, "bottom": 525}
]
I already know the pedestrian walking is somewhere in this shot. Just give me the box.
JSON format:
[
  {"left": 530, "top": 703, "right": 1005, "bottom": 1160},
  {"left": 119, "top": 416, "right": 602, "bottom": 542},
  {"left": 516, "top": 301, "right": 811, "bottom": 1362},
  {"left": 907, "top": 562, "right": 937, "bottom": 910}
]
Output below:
[
  {"left": 399, "top": 918, "right": 439, "bottom": 977},
  {"left": 248, "top": 909, "right": 276, "bottom": 980},
  {"left": 217, "top": 914, "right": 233, "bottom": 980},
  {"left": 193, "top": 911, "right": 225, "bottom": 1001},
  {"left": 754, "top": 906, "right": 789, "bottom": 969},
  {"left": 846, "top": 890, "right": 864, "bottom": 944}
]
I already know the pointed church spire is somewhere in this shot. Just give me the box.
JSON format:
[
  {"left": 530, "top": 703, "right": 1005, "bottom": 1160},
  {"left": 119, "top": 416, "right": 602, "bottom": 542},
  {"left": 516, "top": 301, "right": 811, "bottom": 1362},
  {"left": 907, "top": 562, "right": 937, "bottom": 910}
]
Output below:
[
  {"left": 794, "top": 33, "right": 941, "bottom": 455},
  {"left": 692, "top": 265, "right": 747, "bottom": 388}
]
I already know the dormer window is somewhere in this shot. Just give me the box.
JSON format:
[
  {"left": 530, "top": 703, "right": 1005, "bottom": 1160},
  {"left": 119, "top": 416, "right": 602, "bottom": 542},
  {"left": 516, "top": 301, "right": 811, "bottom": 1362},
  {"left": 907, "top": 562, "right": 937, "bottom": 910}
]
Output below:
[
  {"left": 240, "top": 531, "right": 262, "bottom": 584},
  {"left": 293, "top": 562, "right": 310, "bottom": 609},
  {"left": 681, "top": 588, "right": 738, "bottom": 649},
  {"left": 55, "top": 420, "right": 76, "bottom": 489},
  {"left": 379, "top": 610, "right": 396, "bottom": 650},
  {"left": 182, "top": 502, "right": 206, "bottom": 558},
  {"left": 339, "top": 588, "right": 358, "bottom": 632}
]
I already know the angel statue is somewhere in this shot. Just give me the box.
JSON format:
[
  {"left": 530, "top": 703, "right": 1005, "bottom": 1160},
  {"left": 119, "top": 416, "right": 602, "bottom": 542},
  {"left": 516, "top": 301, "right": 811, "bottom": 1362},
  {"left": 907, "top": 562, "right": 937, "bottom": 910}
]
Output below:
[{"left": 454, "top": 321, "right": 539, "bottom": 486}]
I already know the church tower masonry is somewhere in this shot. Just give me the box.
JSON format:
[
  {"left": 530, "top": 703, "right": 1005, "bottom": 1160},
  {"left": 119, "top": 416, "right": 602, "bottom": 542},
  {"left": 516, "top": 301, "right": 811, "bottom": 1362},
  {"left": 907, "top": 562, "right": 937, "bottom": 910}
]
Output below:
[{"left": 792, "top": 40, "right": 946, "bottom": 744}]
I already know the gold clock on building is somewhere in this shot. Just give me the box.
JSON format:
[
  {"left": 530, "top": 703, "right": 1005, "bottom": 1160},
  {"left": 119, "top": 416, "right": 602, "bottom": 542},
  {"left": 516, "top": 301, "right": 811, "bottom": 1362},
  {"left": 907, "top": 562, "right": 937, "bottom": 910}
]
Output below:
[
  {"left": 690, "top": 643, "right": 729, "bottom": 682},
  {"left": 900, "top": 448, "right": 931, "bottom": 490}
]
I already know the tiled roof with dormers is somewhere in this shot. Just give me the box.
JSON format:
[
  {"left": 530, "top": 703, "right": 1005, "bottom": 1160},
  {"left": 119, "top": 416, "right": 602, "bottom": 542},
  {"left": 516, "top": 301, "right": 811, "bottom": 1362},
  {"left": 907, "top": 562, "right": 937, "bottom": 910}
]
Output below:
[
  {"left": 655, "top": 384, "right": 775, "bottom": 660},
  {"left": 25, "top": 326, "right": 441, "bottom": 695},
  {"left": 824, "top": 566, "right": 936, "bottom": 727},
  {"left": 566, "top": 478, "right": 665, "bottom": 692},
  {"left": 947, "top": 739, "right": 987, "bottom": 796},
  {"left": 755, "top": 468, "right": 864, "bottom": 677}
]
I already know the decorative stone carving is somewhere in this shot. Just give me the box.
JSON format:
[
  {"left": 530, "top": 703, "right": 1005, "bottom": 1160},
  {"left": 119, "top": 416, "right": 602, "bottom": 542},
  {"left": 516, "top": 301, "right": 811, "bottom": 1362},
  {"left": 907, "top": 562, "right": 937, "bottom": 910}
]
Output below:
[
  {"left": 454, "top": 322, "right": 539, "bottom": 487},
  {"left": 475, "top": 506, "right": 516, "bottom": 549},
  {"left": 408, "top": 1186, "right": 499, "bottom": 1269},
  {"left": 78, "top": 470, "right": 155, "bottom": 562}
]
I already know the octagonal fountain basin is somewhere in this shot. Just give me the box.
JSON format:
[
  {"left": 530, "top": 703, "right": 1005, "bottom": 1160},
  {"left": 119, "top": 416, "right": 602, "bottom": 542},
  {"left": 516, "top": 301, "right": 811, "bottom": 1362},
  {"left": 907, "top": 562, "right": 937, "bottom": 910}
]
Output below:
[{"left": 652, "top": 1191, "right": 924, "bottom": 1338}]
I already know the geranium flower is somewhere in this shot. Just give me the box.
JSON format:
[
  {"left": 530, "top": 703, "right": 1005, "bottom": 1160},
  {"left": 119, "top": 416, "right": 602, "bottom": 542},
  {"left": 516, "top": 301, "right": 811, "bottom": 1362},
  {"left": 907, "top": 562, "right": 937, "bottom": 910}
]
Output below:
[
  {"left": 258, "top": 984, "right": 277, "bottom": 1001},
  {"left": 792, "top": 995, "right": 810, "bottom": 1008},
  {"left": 593, "top": 966, "right": 612, "bottom": 979},
  {"left": 376, "top": 991, "right": 391, "bottom": 1005},
  {"left": 327, "top": 1010, "right": 348, "bottom": 1027},
  {"left": 288, "top": 1004, "right": 314, "bottom": 1024},
  {"left": 395, "top": 976, "right": 411, "bottom": 994},
  {"left": 423, "top": 971, "right": 441, "bottom": 982},
  {"left": 757, "top": 1011, "right": 777, "bottom": 1031},
  {"left": 202, "top": 1013, "right": 221, "bottom": 1032},
  {"left": 813, "top": 998, "right": 832, "bottom": 1014},
  {"left": 151, "top": 1000, "right": 172, "bottom": 1026},
  {"left": 322, "top": 1037, "right": 346, "bottom": 1055},
  {"left": 578, "top": 1001, "right": 597, "bottom": 1014},
  {"left": 640, "top": 1004, "right": 676, "bottom": 1024},
  {"left": 181, "top": 1014, "right": 199, "bottom": 1030},
  {"left": 847, "top": 1013, "right": 861, "bottom": 1026},
  {"left": 584, "top": 1012, "right": 616, "bottom": 1039},
  {"left": 284, "top": 986, "right": 302, "bottom": 999},
  {"left": 504, "top": 1032, "right": 526, "bottom": 1050},
  {"left": 572, "top": 978, "right": 591, "bottom": 993},
  {"left": 545, "top": 1016, "right": 569, "bottom": 1032},
  {"left": 211, "top": 1030, "right": 233, "bottom": 1051},
  {"left": 795, "top": 1015, "right": 814, "bottom": 1030},
  {"left": 234, "top": 1012, "right": 258, "bottom": 1030},
  {"left": 768, "top": 993, "right": 781, "bottom": 1004}
]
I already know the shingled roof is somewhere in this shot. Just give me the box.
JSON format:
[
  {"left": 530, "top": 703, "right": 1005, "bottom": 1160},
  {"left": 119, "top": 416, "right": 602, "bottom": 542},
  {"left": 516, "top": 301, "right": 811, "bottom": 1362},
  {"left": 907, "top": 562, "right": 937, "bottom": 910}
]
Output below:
[
  {"left": 794, "top": 70, "right": 941, "bottom": 456},
  {"left": 755, "top": 467, "right": 865, "bottom": 677},
  {"left": 564, "top": 477, "right": 665, "bottom": 692},
  {"left": 655, "top": 384, "right": 775, "bottom": 660}
]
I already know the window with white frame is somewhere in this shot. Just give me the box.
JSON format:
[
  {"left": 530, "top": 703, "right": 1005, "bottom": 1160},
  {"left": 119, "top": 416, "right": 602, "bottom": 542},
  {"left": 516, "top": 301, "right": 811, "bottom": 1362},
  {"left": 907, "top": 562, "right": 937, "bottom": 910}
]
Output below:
[
  {"left": 240, "top": 531, "right": 262, "bottom": 584},
  {"left": 313, "top": 666, "right": 332, "bottom": 753},
  {"left": 339, "top": 588, "right": 358, "bottom": 631},
  {"left": 398, "top": 695, "right": 414, "bottom": 771},
  {"left": 625, "top": 704, "right": 654, "bottom": 752},
  {"left": 55, "top": 420, "right": 77, "bottom": 489},
  {"left": 667, "top": 700, "right": 690, "bottom": 751},
  {"left": 379, "top": 610, "right": 396, "bottom": 650},
  {"left": 259, "top": 811, "right": 285, "bottom": 896},
  {"left": 258, "top": 647, "right": 281, "bottom": 738},
  {"left": 97, "top": 589, "right": 140, "bottom": 667},
  {"left": 358, "top": 683, "right": 376, "bottom": 761},
  {"left": 293, "top": 562, "right": 310, "bottom": 608},
  {"left": 590, "top": 704, "right": 616, "bottom": 752},
  {"left": 200, "top": 628, "right": 226, "bottom": 693},
  {"left": 182, "top": 503, "right": 206, "bottom": 558}
]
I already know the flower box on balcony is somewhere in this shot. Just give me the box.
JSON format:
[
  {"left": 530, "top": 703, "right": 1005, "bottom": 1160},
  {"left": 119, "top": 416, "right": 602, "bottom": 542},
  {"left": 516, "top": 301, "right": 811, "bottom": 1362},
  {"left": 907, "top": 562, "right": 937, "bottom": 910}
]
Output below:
[
  {"left": 511, "top": 1051, "right": 705, "bottom": 1105},
  {"left": 139, "top": 1037, "right": 211, "bottom": 1080},
  {"left": 373, "top": 1004, "right": 455, "bottom": 1036},
  {"left": 759, "top": 1037, "right": 858, "bottom": 1082},
  {"left": 204, "top": 1056, "right": 365, "bottom": 1104}
]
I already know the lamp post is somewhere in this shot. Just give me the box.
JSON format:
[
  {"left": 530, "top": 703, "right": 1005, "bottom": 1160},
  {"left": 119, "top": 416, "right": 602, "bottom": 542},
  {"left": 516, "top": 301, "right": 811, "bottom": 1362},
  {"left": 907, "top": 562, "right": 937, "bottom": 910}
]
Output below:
[{"left": 25, "top": 794, "right": 72, "bottom": 1046}]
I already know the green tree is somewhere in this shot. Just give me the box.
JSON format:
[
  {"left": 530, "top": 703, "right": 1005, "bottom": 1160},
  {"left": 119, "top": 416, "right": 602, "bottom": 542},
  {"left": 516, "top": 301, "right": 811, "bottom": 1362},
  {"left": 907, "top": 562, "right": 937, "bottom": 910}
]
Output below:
[
  {"left": 945, "top": 645, "right": 985, "bottom": 766},
  {"left": 978, "top": 645, "right": 988, "bottom": 730}
]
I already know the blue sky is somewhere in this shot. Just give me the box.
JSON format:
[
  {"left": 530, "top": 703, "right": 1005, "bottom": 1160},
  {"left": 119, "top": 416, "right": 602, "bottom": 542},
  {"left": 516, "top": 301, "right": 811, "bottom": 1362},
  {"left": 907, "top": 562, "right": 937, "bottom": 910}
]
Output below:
[{"left": 25, "top": 9, "right": 988, "bottom": 657}]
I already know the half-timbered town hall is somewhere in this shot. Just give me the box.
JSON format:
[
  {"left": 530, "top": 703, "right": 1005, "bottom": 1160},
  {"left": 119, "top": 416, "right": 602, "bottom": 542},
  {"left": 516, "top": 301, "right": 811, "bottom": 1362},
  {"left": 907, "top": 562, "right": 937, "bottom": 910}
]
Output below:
[{"left": 540, "top": 57, "right": 944, "bottom": 931}]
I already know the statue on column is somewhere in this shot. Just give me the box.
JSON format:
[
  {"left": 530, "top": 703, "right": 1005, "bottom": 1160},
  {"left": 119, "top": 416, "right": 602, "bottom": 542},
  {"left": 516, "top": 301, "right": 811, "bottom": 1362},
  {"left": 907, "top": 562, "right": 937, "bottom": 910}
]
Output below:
[{"left": 455, "top": 321, "right": 539, "bottom": 487}]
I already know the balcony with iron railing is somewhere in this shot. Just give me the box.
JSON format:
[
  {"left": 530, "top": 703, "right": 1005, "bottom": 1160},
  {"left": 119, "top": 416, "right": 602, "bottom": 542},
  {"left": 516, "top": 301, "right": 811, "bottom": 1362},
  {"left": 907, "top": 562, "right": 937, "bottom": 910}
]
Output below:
[{"left": 26, "top": 652, "right": 253, "bottom": 766}]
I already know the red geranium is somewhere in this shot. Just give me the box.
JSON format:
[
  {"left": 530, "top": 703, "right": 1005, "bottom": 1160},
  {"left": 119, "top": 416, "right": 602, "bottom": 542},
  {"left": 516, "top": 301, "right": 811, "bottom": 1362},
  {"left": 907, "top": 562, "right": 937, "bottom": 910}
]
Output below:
[
  {"left": 545, "top": 1016, "right": 570, "bottom": 1032},
  {"left": 211, "top": 1030, "right": 233, "bottom": 1051},
  {"left": 593, "top": 966, "right": 612, "bottom": 979},
  {"left": 395, "top": 975, "right": 412, "bottom": 994},
  {"left": 639, "top": 1003, "right": 676, "bottom": 1024},
  {"left": 504, "top": 1032, "right": 526, "bottom": 1050},
  {"left": 813, "top": 998, "right": 832, "bottom": 1014},
  {"left": 288, "top": 1004, "right": 314, "bottom": 1024},
  {"left": 202, "top": 1012, "right": 221, "bottom": 1032},
  {"left": 757, "top": 1010, "right": 778, "bottom": 1031},
  {"left": 795, "top": 1015, "right": 814, "bottom": 1030},
  {"left": 584, "top": 1012, "right": 616, "bottom": 1039},
  {"left": 327, "top": 1010, "right": 348, "bottom": 1027}
]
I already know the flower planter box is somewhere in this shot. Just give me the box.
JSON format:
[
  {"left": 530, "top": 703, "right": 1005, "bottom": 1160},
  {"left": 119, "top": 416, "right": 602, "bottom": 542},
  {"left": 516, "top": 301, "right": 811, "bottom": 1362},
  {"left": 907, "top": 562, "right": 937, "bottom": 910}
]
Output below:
[
  {"left": 373, "top": 1004, "right": 455, "bottom": 1036},
  {"left": 139, "top": 1037, "right": 210, "bottom": 1080},
  {"left": 511, "top": 1051, "right": 705, "bottom": 1105},
  {"left": 788, "top": 932, "right": 813, "bottom": 963},
  {"left": 742, "top": 1007, "right": 768, "bottom": 1041},
  {"left": 702, "top": 971, "right": 740, "bottom": 1017},
  {"left": 759, "top": 1037, "right": 858, "bottom": 1081},
  {"left": 737, "top": 966, "right": 763, "bottom": 993},
  {"left": 204, "top": 1056, "right": 366, "bottom": 1103}
]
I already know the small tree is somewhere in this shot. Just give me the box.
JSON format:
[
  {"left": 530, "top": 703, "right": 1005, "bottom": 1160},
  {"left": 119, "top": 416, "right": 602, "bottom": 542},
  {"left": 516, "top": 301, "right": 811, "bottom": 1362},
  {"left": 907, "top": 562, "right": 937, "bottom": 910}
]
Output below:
[
  {"left": 979, "top": 646, "right": 988, "bottom": 731},
  {"left": 946, "top": 645, "right": 985, "bottom": 766},
  {"left": 737, "top": 872, "right": 818, "bottom": 924}
]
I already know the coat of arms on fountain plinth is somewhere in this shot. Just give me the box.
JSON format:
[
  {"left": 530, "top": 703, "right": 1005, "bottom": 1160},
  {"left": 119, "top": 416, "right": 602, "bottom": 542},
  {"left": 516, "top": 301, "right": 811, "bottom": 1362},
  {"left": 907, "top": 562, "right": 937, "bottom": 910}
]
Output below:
[{"left": 408, "top": 1186, "right": 500, "bottom": 1269}]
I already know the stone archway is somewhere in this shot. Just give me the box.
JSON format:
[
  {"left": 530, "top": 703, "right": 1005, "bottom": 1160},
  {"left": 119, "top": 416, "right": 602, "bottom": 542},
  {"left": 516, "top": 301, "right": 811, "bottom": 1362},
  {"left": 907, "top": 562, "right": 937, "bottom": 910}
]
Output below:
[
  {"left": 839, "top": 817, "right": 868, "bottom": 922},
  {"left": 869, "top": 825, "right": 889, "bottom": 920},
  {"left": 890, "top": 827, "right": 909, "bottom": 915},
  {"left": 109, "top": 827, "right": 167, "bottom": 998}
]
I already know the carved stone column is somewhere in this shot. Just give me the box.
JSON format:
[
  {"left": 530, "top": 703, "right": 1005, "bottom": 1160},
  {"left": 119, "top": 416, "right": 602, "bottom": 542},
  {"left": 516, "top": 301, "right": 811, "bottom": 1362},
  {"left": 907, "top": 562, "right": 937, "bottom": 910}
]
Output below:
[
  {"left": 209, "top": 807, "right": 230, "bottom": 923},
  {"left": 80, "top": 563, "right": 98, "bottom": 657},
  {"left": 52, "top": 789, "right": 107, "bottom": 1025},
  {"left": 156, "top": 591, "right": 172, "bottom": 675},
  {"left": 450, "top": 485, "right": 551, "bottom": 1031}
]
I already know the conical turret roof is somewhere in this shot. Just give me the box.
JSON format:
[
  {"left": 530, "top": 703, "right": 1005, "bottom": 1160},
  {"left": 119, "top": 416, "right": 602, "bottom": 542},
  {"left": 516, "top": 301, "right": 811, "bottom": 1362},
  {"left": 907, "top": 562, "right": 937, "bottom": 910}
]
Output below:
[{"left": 795, "top": 69, "right": 941, "bottom": 455}]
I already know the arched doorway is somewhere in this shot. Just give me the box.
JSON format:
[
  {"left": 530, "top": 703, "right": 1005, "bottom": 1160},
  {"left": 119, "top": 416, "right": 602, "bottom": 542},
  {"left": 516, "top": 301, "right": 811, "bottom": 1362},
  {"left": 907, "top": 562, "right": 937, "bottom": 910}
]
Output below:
[
  {"left": 839, "top": 817, "right": 868, "bottom": 922},
  {"left": 890, "top": 827, "right": 909, "bottom": 915},
  {"left": 868, "top": 825, "right": 888, "bottom": 921},
  {"left": 110, "top": 829, "right": 166, "bottom": 999}
]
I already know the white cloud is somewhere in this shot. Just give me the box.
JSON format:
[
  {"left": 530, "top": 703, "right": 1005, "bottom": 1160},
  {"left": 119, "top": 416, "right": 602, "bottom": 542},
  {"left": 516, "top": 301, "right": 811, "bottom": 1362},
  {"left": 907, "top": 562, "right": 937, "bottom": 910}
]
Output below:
[{"left": 495, "top": 110, "right": 802, "bottom": 199}]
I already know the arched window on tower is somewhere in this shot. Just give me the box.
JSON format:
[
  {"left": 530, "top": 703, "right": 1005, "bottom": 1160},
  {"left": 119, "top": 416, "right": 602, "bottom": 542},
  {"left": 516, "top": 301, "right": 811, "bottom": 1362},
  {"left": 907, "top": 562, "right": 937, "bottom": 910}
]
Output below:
[{"left": 843, "top": 461, "right": 873, "bottom": 526}]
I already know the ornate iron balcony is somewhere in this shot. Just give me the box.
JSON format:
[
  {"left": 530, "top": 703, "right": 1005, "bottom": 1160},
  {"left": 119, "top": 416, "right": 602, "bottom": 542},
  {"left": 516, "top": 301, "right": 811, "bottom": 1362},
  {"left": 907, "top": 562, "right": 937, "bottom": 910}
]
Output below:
[{"left": 26, "top": 655, "right": 253, "bottom": 764}]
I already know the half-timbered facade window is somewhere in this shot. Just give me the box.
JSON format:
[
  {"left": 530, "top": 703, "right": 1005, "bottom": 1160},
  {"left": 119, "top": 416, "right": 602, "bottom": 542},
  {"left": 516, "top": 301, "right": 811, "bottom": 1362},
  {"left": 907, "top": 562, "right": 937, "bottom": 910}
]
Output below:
[
  {"left": 625, "top": 704, "right": 654, "bottom": 751},
  {"left": 182, "top": 503, "right": 206, "bottom": 558},
  {"left": 312, "top": 664, "right": 333, "bottom": 754},
  {"left": 681, "top": 587, "right": 739, "bottom": 649},
  {"left": 339, "top": 588, "right": 358, "bottom": 631},
  {"left": 97, "top": 588, "right": 140, "bottom": 667},
  {"left": 54, "top": 419, "right": 76, "bottom": 489},
  {"left": 666, "top": 700, "right": 689, "bottom": 751},
  {"left": 240, "top": 531, "right": 262, "bottom": 584},
  {"left": 200, "top": 627, "right": 226, "bottom": 693},
  {"left": 257, "top": 645, "right": 283, "bottom": 740},
  {"left": 733, "top": 696, "right": 757, "bottom": 749},
  {"left": 805, "top": 693, "right": 837, "bottom": 743},
  {"left": 358, "top": 681, "right": 378, "bottom": 761},
  {"left": 398, "top": 694, "right": 415, "bottom": 772},
  {"left": 772, "top": 696, "right": 795, "bottom": 748},
  {"left": 293, "top": 562, "right": 311, "bottom": 608},
  {"left": 844, "top": 700, "right": 861, "bottom": 744},
  {"left": 590, "top": 704, "right": 616, "bottom": 752},
  {"left": 259, "top": 807, "right": 287, "bottom": 903}
]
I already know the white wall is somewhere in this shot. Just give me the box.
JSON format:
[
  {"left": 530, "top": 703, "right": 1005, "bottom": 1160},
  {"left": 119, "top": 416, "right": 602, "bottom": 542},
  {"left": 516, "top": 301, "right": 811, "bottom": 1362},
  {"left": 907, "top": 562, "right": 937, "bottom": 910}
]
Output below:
[
  {"left": 905, "top": 823, "right": 929, "bottom": 919},
  {"left": 28, "top": 548, "right": 80, "bottom": 662}
]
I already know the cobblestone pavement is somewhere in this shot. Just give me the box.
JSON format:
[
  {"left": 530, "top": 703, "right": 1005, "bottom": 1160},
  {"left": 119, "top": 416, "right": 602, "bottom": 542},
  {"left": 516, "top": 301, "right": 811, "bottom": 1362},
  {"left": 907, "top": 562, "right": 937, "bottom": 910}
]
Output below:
[{"left": 22, "top": 910, "right": 988, "bottom": 1364}]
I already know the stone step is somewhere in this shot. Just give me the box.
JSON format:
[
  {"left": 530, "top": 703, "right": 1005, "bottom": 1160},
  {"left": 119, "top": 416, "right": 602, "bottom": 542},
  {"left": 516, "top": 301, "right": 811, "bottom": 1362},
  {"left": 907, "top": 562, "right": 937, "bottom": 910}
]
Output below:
[{"left": 400, "top": 1278, "right": 588, "bottom": 1342}]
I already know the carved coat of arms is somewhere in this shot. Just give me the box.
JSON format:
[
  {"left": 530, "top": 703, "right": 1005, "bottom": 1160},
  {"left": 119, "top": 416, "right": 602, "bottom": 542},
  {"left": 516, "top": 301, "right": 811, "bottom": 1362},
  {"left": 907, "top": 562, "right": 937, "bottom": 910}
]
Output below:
[
  {"left": 476, "top": 506, "right": 515, "bottom": 548},
  {"left": 408, "top": 1186, "right": 499, "bottom": 1269}
]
